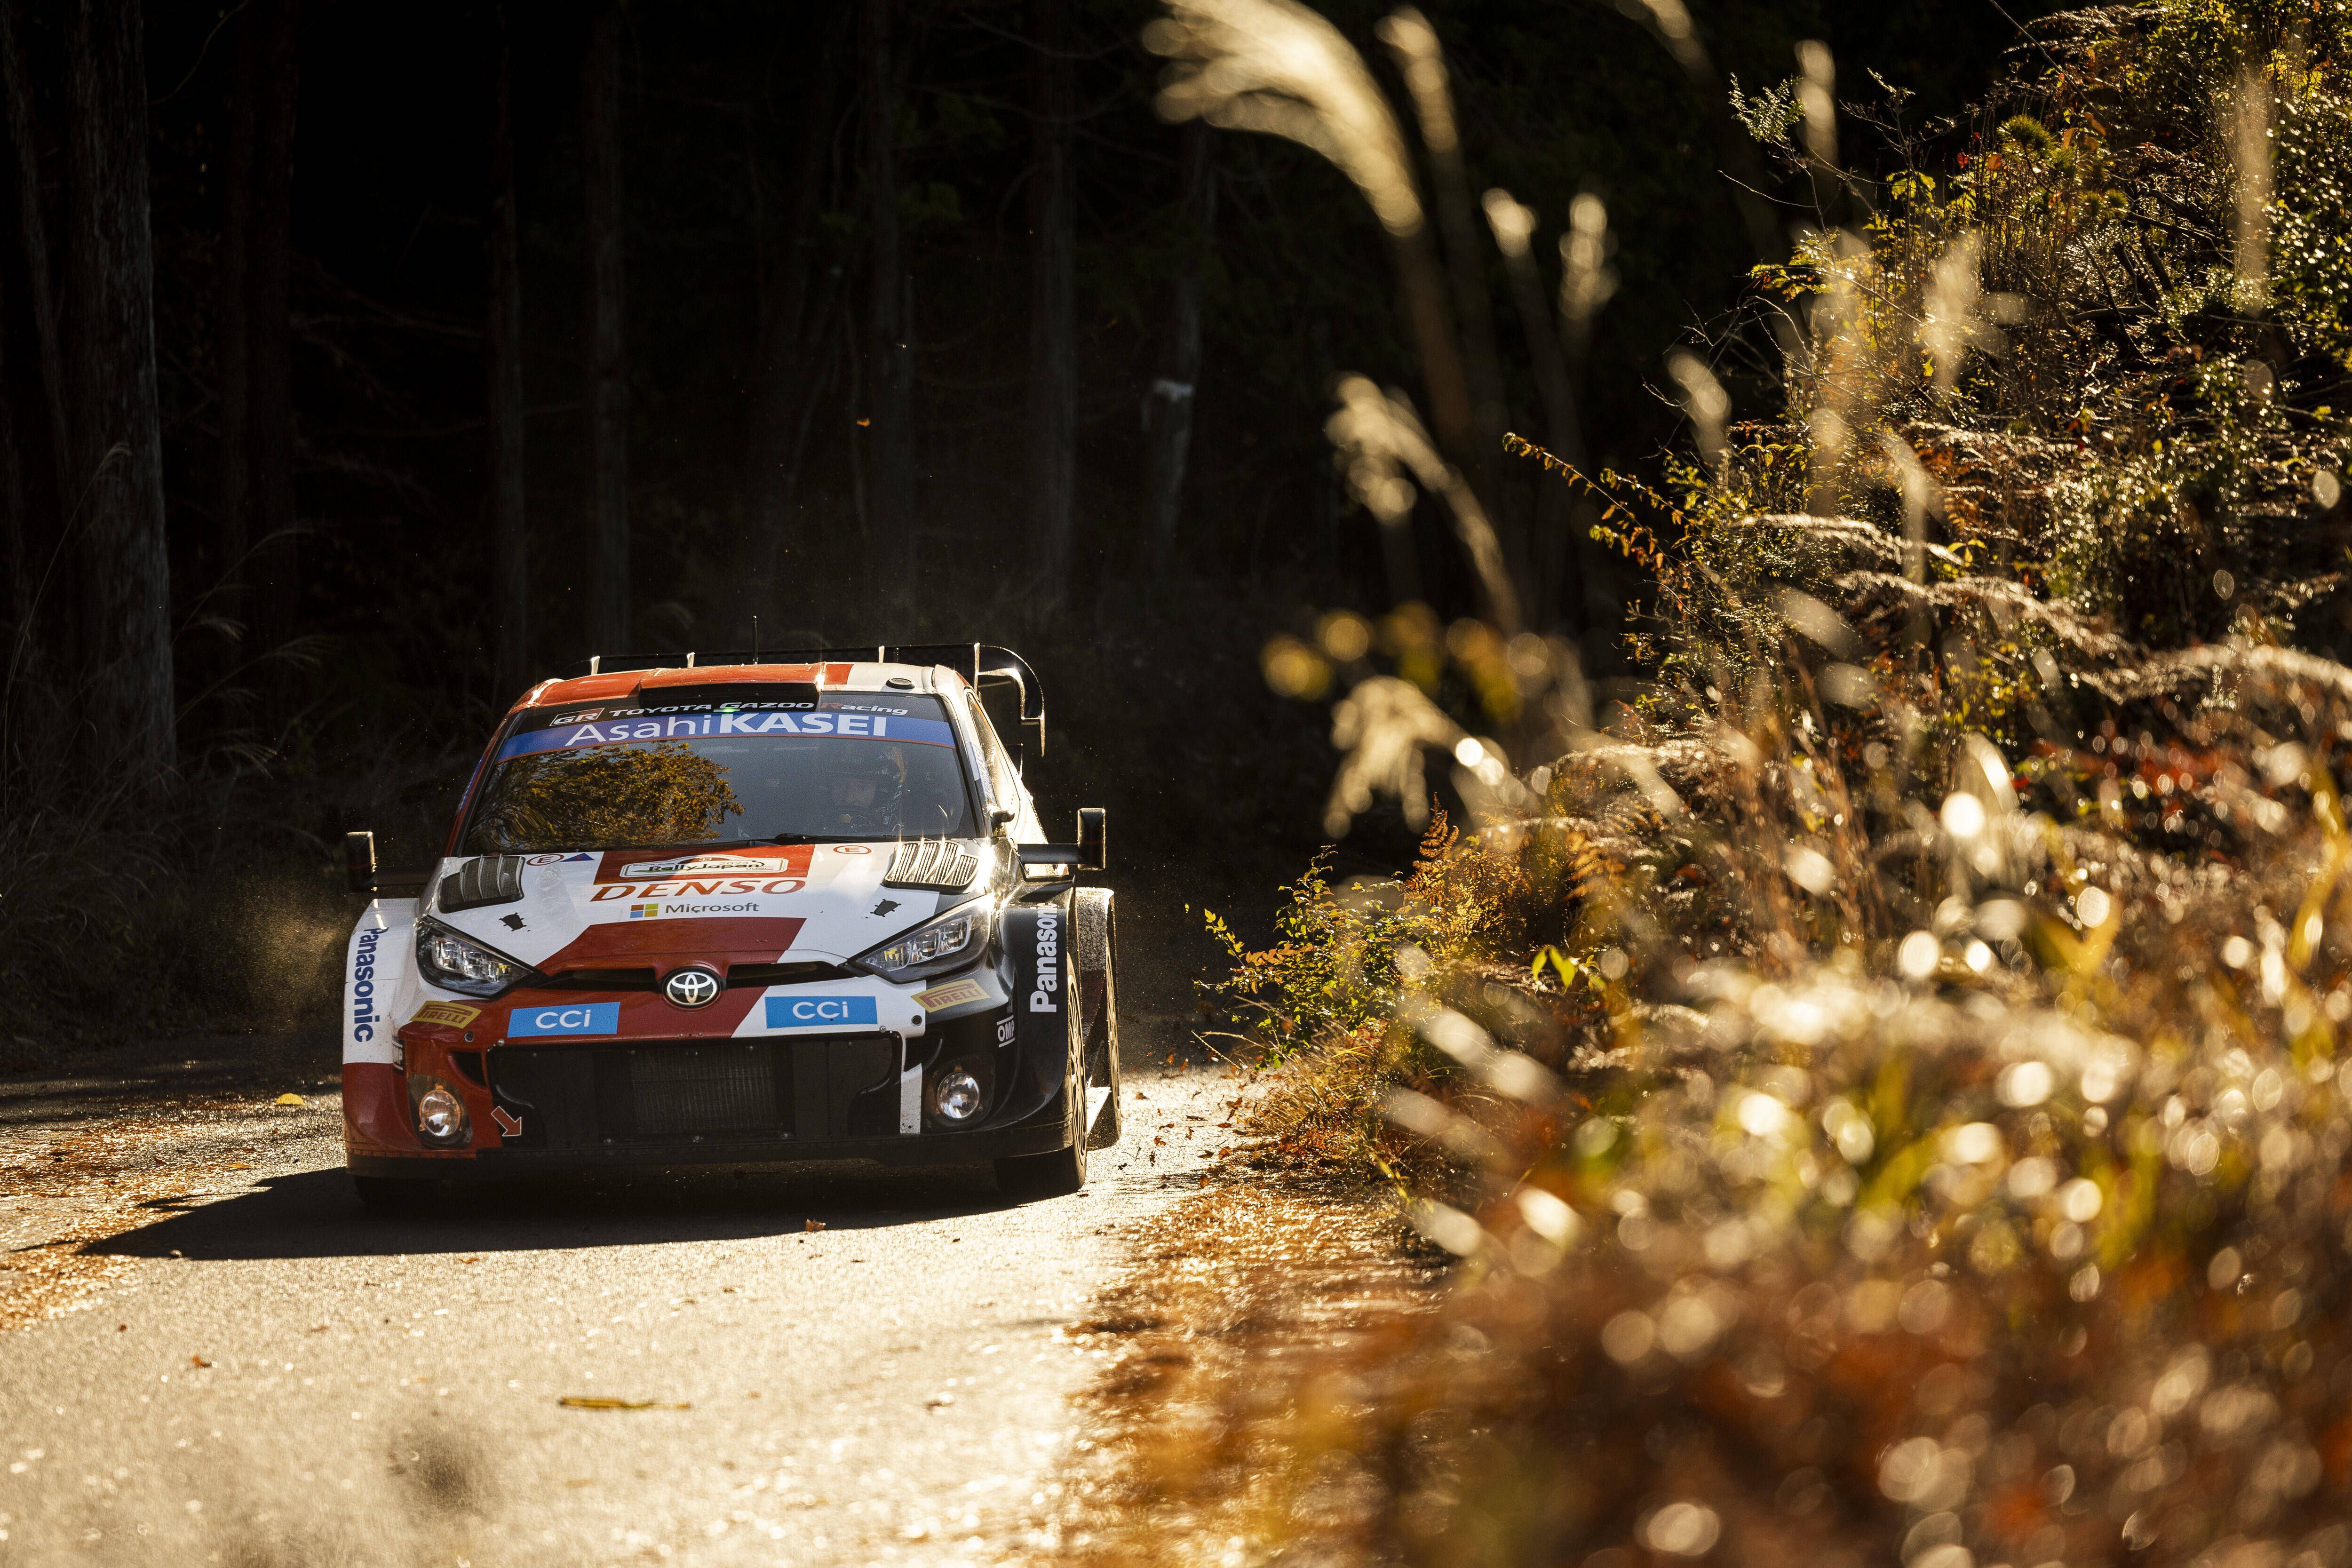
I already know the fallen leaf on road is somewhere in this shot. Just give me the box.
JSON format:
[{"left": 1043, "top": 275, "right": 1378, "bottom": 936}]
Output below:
[
  {"left": 925, "top": 1392, "right": 955, "bottom": 1409},
  {"left": 306, "top": 1324, "right": 328, "bottom": 1333},
  {"left": 191, "top": 1355, "right": 211, "bottom": 1368},
  {"left": 459, "top": 1256, "right": 480, "bottom": 1264},
  {"left": 273, "top": 1094, "right": 305, "bottom": 1107},
  {"left": 804, "top": 1219, "right": 826, "bottom": 1233},
  {"left": 558, "top": 1396, "right": 691, "bottom": 1411},
  {"left": 224, "top": 1163, "right": 253, "bottom": 1170}
]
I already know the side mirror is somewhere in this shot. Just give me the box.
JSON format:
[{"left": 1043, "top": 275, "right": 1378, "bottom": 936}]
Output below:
[
  {"left": 1076, "top": 807, "right": 1106, "bottom": 872},
  {"left": 344, "top": 830, "right": 379, "bottom": 894},
  {"left": 989, "top": 806, "right": 1017, "bottom": 832},
  {"left": 343, "top": 829, "right": 433, "bottom": 898}
]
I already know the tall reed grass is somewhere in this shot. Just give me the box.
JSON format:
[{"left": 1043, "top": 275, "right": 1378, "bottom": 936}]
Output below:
[{"left": 1155, "top": 0, "right": 2352, "bottom": 1560}]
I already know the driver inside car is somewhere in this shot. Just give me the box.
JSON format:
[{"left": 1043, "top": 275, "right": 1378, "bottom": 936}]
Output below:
[{"left": 819, "top": 752, "right": 907, "bottom": 834}]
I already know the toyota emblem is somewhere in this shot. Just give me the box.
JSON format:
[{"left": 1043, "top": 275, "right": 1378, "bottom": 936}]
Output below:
[{"left": 664, "top": 967, "right": 722, "bottom": 1009}]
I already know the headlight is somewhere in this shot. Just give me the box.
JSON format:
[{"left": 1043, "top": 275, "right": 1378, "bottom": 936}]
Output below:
[
  {"left": 853, "top": 902, "right": 993, "bottom": 983},
  {"left": 928, "top": 1067, "right": 985, "bottom": 1124},
  {"left": 415, "top": 1082, "right": 470, "bottom": 1146},
  {"left": 415, "top": 920, "right": 530, "bottom": 997}
]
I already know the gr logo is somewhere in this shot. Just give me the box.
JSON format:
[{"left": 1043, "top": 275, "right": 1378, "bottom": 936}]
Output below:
[{"left": 765, "top": 995, "right": 880, "bottom": 1030}]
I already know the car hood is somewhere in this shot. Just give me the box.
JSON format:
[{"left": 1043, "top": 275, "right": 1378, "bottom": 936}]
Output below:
[{"left": 423, "top": 842, "right": 987, "bottom": 974}]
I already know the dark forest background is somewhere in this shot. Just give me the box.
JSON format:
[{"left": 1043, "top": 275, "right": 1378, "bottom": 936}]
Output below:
[{"left": 0, "top": 0, "right": 2054, "bottom": 1045}]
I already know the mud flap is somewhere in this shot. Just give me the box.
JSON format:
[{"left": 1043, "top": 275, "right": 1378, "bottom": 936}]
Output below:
[{"left": 1073, "top": 887, "right": 1122, "bottom": 1148}]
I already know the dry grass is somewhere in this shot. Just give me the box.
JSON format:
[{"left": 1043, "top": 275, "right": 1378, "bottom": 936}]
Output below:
[
  {"left": 1019, "top": 1173, "right": 1443, "bottom": 1567},
  {"left": 1113, "top": 1, "right": 2352, "bottom": 1562}
]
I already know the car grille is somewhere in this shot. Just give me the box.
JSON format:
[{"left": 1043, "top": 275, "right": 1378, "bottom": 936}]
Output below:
[
  {"left": 621, "top": 1044, "right": 783, "bottom": 1138},
  {"left": 490, "top": 1036, "right": 900, "bottom": 1148}
]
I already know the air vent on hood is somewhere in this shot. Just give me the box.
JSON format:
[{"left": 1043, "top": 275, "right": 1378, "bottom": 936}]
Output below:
[
  {"left": 439, "top": 855, "right": 525, "bottom": 913},
  {"left": 882, "top": 838, "right": 979, "bottom": 890}
]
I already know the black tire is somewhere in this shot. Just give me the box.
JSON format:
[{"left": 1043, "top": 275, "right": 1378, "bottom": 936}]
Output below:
[
  {"left": 1074, "top": 888, "right": 1123, "bottom": 1150},
  {"left": 994, "top": 1133, "right": 1085, "bottom": 1200},
  {"left": 352, "top": 1174, "right": 437, "bottom": 1210}
]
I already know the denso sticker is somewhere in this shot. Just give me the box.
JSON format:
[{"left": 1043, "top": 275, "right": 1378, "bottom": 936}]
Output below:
[
  {"left": 591, "top": 878, "right": 805, "bottom": 901},
  {"left": 411, "top": 1002, "right": 481, "bottom": 1028},
  {"left": 509, "top": 1003, "right": 620, "bottom": 1037},
  {"left": 765, "top": 995, "right": 880, "bottom": 1030},
  {"left": 914, "top": 978, "right": 989, "bottom": 1011}
]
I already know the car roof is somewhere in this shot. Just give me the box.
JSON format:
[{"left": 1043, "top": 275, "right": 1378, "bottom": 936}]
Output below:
[{"left": 516, "top": 660, "right": 960, "bottom": 716}]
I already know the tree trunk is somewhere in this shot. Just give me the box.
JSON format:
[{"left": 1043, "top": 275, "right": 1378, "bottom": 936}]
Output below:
[
  {"left": 62, "top": 0, "right": 172, "bottom": 774},
  {"left": 0, "top": 272, "right": 22, "bottom": 629},
  {"left": 0, "top": 0, "right": 67, "bottom": 541},
  {"left": 1143, "top": 122, "right": 1213, "bottom": 575},
  {"left": 486, "top": 17, "right": 528, "bottom": 701},
  {"left": 1026, "top": 0, "right": 1075, "bottom": 604},
  {"left": 745, "top": 21, "right": 842, "bottom": 572},
  {"left": 215, "top": 5, "right": 254, "bottom": 641},
  {"left": 245, "top": 0, "right": 298, "bottom": 670},
  {"left": 582, "top": 1, "right": 629, "bottom": 654},
  {"left": 858, "top": 0, "right": 912, "bottom": 560}
]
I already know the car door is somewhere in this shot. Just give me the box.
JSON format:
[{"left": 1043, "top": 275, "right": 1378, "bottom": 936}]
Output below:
[{"left": 965, "top": 689, "right": 1040, "bottom": 841}]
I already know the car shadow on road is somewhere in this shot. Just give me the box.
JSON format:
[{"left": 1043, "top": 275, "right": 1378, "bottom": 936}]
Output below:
[{"left": 87, "top": 1161, "right": 1040, "bottom": 1262}]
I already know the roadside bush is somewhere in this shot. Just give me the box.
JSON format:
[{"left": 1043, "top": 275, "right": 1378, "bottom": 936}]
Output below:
[{"left": 1175, "top": 2, "right": 2352, "bottom": 1562}]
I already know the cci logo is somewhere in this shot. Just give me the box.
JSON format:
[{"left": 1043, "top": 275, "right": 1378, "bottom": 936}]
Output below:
[
  {"left": 508, "top": 1003, "right": 621, "bottom": 1037},
  {"left": 764, "top": 996, "right": 880, "bottom": 1030}
]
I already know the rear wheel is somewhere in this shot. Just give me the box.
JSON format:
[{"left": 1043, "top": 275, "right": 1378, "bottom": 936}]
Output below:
[{"left": 352, "top": 1174, "right": 438, "bottom": 1210}]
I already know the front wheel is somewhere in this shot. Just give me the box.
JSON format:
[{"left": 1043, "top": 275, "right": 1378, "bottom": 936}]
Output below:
[
  {"left": 994, "top": 1136, "right": 1086, "bottom": 1200},
  {"left": 1074, "top": 889, "right": 1122, "bottom": 1150}
]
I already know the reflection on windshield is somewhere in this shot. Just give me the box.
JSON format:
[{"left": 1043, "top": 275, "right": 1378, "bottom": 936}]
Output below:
[
  {"left": 461, "top": 733, "right": 974, "bottom": 853},
  {"left": 464, "top": 743, "right": 742, "bottom": 853}
]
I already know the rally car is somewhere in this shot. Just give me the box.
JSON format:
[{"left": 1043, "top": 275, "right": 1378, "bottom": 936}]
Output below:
[{"left": 339, "top": 644, "right": 1120, "bottom": 1206}]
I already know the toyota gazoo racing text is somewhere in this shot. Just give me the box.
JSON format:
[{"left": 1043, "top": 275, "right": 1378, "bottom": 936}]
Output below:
[{"left": 338, "top": 645, "right": 1119, "bottom": 1205}]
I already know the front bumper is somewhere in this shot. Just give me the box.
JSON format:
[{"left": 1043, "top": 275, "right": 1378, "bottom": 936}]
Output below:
[
  {"left": 349, "top": 1115, "right": 1070, "bottom": 1178},
  {"left": 344, "top": 1003, "right": 1074, "bottom": 1180}
]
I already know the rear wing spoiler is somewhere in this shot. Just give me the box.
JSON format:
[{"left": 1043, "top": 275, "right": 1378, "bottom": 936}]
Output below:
[{"left": 563, "top": 643, "right": 1048, "bottom": 752}]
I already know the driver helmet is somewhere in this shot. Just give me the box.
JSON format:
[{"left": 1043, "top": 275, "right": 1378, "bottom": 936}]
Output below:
[{"left": 819, "top": 746, "right": 906, "bottom": 828}]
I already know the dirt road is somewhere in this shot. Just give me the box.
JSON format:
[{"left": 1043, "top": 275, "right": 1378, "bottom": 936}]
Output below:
[{"left": 0, "top": 860, "right": 1269, "bottom": 1567}]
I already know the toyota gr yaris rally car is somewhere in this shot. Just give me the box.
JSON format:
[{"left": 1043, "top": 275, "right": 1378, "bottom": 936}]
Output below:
[{"left": 339, "top": 644, "right": 1119, "bottom": 1206}]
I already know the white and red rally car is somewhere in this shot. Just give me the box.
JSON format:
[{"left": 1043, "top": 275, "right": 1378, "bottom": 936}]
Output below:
[{"left": 339, "top": 645, "right": 1119, "bottom": 1206}]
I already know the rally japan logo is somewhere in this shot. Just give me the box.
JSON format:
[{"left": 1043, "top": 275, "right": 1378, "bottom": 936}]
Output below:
[{"left": 664, "top": 967, "right": 722, "bottom": 1009}]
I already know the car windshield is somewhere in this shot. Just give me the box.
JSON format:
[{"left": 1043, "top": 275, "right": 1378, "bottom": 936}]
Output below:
[{"left": 460, "top": 692, "right": 976, "bottom": 853}]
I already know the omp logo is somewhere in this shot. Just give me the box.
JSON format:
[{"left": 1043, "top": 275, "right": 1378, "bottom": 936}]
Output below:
[
  {"left": 1029, "top": 909, "right": 1061, "bottom": 1013},
  {"left": 508, "top": 1003, "right": 620, "bottom": 1037},
  {"left": 765, "top": 996, "right": 881, "bottom": 1029},
  {"left": 351, "top": 927, "right": 382, "bottom": 1041}
]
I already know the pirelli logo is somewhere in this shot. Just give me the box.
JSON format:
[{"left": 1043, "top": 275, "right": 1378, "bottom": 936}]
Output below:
[{"left": 1029, "top": 908, "right": 1061, "bottom": 1013}]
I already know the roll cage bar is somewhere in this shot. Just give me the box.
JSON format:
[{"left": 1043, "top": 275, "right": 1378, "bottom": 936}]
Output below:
[{"left": 562, "top": 644, "right": 1048, "bottom": 753}]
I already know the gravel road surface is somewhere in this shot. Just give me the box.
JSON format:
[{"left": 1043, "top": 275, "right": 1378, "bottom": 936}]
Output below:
[{"left": 0, "top": 868, "right": 1261, "bottom": 1567}]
